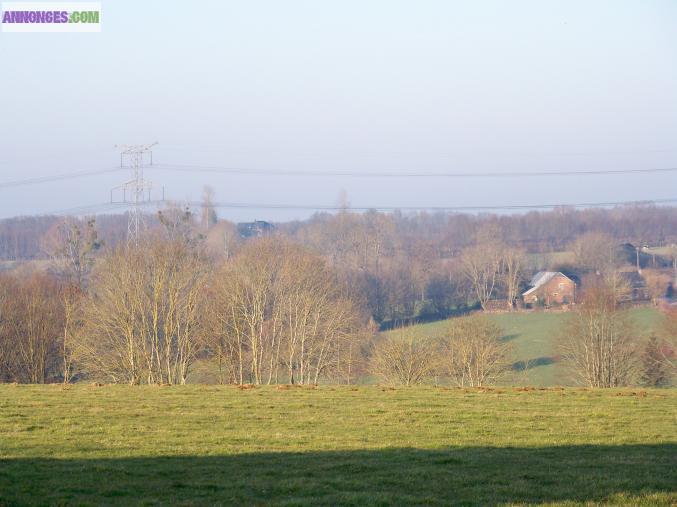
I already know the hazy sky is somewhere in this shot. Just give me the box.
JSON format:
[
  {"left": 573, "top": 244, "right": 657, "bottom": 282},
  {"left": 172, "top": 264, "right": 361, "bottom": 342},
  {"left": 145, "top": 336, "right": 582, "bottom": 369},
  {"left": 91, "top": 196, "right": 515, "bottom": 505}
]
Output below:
[{"left": 1, "top": 0, "right": 676, "bottom": 221}]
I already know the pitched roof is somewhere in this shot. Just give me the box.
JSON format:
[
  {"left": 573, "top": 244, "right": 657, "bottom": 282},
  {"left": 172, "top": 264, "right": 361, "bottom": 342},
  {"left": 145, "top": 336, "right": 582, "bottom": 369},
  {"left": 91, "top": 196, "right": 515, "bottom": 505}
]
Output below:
[
  {"left": 529, "top": 271, "right": 548, "bottom": 286},
  {"left": 523, "top": 271, "right": 572, "bottom": 296}
]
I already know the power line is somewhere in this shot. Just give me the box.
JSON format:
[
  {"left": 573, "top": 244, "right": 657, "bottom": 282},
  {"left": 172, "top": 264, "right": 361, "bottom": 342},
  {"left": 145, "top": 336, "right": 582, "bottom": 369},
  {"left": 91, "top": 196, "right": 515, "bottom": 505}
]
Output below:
[
  {"left": 0, "top": 167, "right": 123, "bottom": 189},
  {"left": 152, "top": 163, "right": 677, "bottom": 179},
  {"left": 49, "top": 201, "right": 132, "bottom": 215},
  {"left": 156, "top": 144, "right": 677, "bottom": 158},
  {"left": 2, "top": 163, "right": 676, "bottom": 191},
  {"left": 45, "top": 197, "right": 677, "bottom": 216},
  {"left": 190, "top": 197, "right": 677, "bottom": 211}
]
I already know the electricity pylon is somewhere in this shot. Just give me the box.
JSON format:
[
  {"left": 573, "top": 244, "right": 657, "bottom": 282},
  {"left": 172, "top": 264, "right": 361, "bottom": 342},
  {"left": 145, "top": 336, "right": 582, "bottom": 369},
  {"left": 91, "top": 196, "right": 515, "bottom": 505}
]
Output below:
[{"left": 111, "top": 143, "right": 157, "bottom": 245}]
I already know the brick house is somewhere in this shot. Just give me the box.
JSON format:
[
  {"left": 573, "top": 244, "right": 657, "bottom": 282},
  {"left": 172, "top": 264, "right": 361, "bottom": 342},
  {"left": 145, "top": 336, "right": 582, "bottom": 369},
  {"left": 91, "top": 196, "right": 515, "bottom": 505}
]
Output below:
[{"left": 522, "top": 271, "right": 576, "bottom": 306}]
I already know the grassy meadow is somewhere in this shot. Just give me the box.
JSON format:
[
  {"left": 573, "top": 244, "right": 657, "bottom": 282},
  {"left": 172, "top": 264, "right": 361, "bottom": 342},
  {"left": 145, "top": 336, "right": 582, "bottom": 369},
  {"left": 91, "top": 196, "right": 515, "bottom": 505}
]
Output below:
[
  {"left": 385, "top": 307, "right": 664, "bottom": 386},
  {"left": 1, "top": 385, "right": 675, "bottom": 506}
]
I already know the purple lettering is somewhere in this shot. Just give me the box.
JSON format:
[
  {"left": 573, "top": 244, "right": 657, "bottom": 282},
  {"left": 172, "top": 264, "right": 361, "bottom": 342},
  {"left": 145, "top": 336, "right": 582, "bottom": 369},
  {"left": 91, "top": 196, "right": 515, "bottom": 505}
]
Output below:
[{"left": 1, "top": 9, "right": 76, "bottom": 24}]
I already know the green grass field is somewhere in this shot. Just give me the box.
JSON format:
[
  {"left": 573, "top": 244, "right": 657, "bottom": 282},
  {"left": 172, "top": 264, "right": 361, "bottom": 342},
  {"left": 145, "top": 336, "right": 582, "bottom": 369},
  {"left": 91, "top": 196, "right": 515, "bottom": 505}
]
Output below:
[
  {"left": 386, "top": 307, "right": 664, "bottom": 386},
  {"left": 1, "top": 385, "right": 675, "bottom": 506}
]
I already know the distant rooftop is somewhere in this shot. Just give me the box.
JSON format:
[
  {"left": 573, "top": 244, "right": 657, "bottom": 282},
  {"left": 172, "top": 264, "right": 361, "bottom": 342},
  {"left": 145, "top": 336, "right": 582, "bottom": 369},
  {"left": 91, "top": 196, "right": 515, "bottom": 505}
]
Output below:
[
  {"left": 523, "top": 271, "right": 571, "bottom": 296},
  {"left": 237, "top": 220, "right": 274, "bottom": 239}
]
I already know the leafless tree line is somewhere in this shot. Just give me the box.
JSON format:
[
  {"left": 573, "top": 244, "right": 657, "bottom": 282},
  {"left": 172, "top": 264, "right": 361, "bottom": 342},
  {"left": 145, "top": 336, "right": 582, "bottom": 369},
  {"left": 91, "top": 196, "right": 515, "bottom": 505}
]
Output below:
[
  {"left": 369, "top": 315, "right": 513, "bottom": 387},
  {"left": 369, "top": 275, "right": 677, "bottom": 388},
  {"left": 203, "top": 240, "right": 368, "bottom": 385},
  {"left": 3, "top": 205, "right": 677, "bottom": 261},
  {"left": 1, "top": 213, "right": 675, "bottom": 387},
  {"left": 3, "top": 206, "right": 677, "bottom": 329},
  {"left": 0, "top": 271, "right": 64, "bottom": 383},
  {"left": 291, "top": 211, "right": 676, "bottom": 324},
  {"left": 558, "top": 278, "right": 677, "bottom": 388},
  {"left": 0, "top": 216, "right": 371, "bottom": 385},
  {"left": 74, "top": 240, "right": 206, "bottom": 384}
]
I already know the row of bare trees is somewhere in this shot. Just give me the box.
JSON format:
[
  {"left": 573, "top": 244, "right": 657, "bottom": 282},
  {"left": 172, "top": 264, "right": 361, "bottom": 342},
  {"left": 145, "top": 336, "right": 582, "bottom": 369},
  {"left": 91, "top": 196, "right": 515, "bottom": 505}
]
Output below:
[
  {"left": 0, "top": 215, "right": 372, "bottom": 385},
  {"left": 1, "top": 262, "right": 674, "bottom": 387},
  {"left": 3, "top": 205, "right": 677, "bottom": 261},
  {"left": 560, "top": 279, "right": 676, "bottom": 387},
  {"left": 74, "top": 240, "right": 206, "bottom": 385},
  {"left": 458, "top": 228, "right": 665, "bottom": 313},
  {"left": 370, "top": 315, "right": 513, "bottom": 386},
  {"left": 1, "top": 212, "right": 675, "bottom": 386},
  {"left": 0, "top": 272, "right": 64, "bottom": 383},
  {"left": 369, "top": 280, "right": 677, "bottom": 387},
  {"left": 3, "top": 206, "right": 677, "bottom": 327},
  {"left": 204, "top": 240, "right": 368, "bottom": 385}
]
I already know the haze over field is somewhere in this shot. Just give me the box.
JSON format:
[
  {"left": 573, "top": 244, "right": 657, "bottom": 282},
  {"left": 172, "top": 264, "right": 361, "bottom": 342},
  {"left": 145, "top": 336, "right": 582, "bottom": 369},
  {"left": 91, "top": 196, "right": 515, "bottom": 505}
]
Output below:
[{"left": 1, "top": 0, "right": 677, "bottom": 220}]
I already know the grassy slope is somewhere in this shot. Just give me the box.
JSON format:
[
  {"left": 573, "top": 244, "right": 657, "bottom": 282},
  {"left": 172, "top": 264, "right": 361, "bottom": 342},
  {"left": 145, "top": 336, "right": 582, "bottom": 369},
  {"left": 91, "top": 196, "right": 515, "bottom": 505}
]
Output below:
[
  {"left": 384, "top": 307, "right": 663, "bottom": 386},
  {"left": 645, "top": 246, "right": 676, "bottom": 257},
  {"left": 1, "top": 385, "right": 675, "bottom": 506}
]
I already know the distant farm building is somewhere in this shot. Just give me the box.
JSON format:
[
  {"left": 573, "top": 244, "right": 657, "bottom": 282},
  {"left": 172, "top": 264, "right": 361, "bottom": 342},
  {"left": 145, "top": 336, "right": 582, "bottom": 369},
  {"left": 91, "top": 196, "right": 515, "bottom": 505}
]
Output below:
[
  {"left": 237, "top": 220, "right": 274, "bottom": 239},
  {"left": 523, "top": 272, "right": 576, "bottom": 306}
]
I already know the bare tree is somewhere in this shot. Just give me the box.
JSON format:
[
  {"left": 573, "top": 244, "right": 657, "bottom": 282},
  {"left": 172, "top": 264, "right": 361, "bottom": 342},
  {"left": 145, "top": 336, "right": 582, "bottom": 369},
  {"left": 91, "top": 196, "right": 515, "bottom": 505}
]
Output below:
[
  {"left": 201, "top": 185, "right": 218, "bottom": 230},
  {"left": 41, "top": 218, "right": 103, "bottom": 383},
  {"left": 461, "top": 245, "right": 502, "bottom": 311},
  {"left": 571, "top": 232, "right": 629, "bottom": 300},
  {"left": 501, "top": 248, "right": 525, "bottom": 310},
  {"left": 640, "top": 334, "right": 671, "bottom": 387},
  {"left": 204, "top": 220, "right": 240, "bottom": 260},
  {"left": 333, "top": 322, "right": 374, "bottom": 385},
  {"left": 277, "top": 247, "right": 366, "bottom": 385},
  {"left": 559, "top": 280, "right": 638, "bottom": 387},
  {"left": 369, "top": 327, "right": 438, "bottom": 386},
  {"left": 571, "top": 233, "right": 620, "bottom": 274},
  {"left": 658, "top": 308, "right": 676, "bottom": 376},
  {"left": 61, "top": 284, "right": 82, "bottom": 384},
  {"left": 667, "top": 243, "right": 677, "bottom": 287},
  {"left": 0, "top": 271, "right": 64, "bottom": 383},
  {"left": 158, "top": 205, "right": 202, "bottom": 248},
  {"left": 75, "top": 237, "right": 207, "bottom": 384},
  {"left": 642, "top": 269, "right": 671, "bottom": 303},
  {"left": 205, "top": 239, "right": 366, "bottom": 385},
  {"left": 441, "top": 315, "right": 512, "bottom": 387},
  {"left": 219, "top": 240, "right": 284, "bottom": 385},
  {"left": 0, "top": 276, "right": 12, "bottom": 381},
  {"left": 43, "top": 218, "right": 102, "bottom": 290}
]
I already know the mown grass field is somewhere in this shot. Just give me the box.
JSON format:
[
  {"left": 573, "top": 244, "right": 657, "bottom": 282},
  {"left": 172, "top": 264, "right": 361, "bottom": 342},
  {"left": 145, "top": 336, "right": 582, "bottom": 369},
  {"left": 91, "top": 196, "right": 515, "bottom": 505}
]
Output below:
[
  {"left": 386, "top": 307, "right": 664, "bottom": 386},
  {"left": 1, "top": 385, "right": 675, "bottom": 506}
]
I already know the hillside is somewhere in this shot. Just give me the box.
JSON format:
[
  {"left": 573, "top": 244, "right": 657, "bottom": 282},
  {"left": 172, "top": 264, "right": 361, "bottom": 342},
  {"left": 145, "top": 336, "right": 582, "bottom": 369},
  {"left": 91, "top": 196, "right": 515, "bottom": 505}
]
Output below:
[{"left": 384, "top": 307, "right": 664, "bottom": 386}]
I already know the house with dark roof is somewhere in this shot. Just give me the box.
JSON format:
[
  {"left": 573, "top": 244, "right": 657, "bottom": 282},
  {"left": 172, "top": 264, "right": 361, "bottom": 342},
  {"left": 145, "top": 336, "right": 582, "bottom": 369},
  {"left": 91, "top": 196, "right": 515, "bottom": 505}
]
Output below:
[
  {"left": 522, "top": 271, "right": 576, "bottom": 307},
  {"left": 237, "top": 220, "right": 274, "bottom": 239}
]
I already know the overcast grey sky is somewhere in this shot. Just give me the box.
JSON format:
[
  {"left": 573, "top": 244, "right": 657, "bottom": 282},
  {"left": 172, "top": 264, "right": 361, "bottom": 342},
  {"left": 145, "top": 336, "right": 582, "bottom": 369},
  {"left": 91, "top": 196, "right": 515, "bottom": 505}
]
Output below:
[{"left": 0, "top": 0, "right": 676, "bottom": 221}]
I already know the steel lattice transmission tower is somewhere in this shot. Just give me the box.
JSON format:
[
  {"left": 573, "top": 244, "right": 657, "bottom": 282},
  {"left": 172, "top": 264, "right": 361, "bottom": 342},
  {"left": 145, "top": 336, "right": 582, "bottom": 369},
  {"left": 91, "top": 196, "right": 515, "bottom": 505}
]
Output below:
[{"left": 111, "top": 143, "right": 157, "bottom": 245}]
